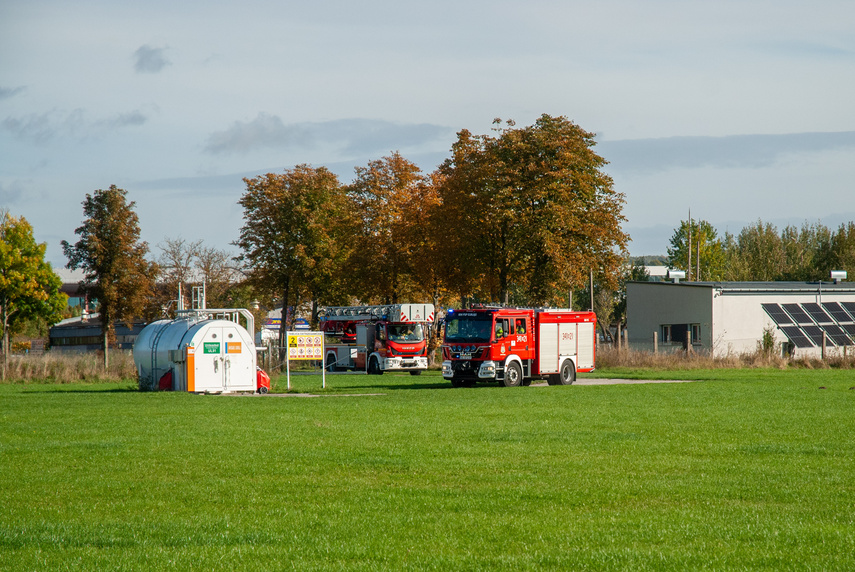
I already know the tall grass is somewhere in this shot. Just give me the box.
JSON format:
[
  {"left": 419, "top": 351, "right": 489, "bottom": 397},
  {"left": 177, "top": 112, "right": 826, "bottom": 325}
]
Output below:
[
  {"left": 595, "top": 344, "right": 855, "bottom": 371},
  {"left": 1, "top": 351, "right": 137, "bottom": 383},
  {"left": 4, "top": 344, "right": 855, "bottom": 385}
]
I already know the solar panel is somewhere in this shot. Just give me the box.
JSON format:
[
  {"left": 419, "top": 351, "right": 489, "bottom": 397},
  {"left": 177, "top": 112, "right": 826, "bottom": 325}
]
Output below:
[
  {"left": 842, "top": 324, "right": 855, "bottom": 338},
  {"left": 783, "top": 304, "right": 813, "bottom": 324},
  {"left": 780, "top": 326, "right": 814, "bottom": 348},
  {"left": 802, "top": 325, "right": 830, "bottom": 346},
  {"left": 762, "top": 303, "right": 793, "bottom": 325},
  {"left": 822, "top": 302, "right": 854, "bottom": 324},
  {"left": 803, "top": 302, "right": 833, "bottom": 323},
  {"left": 842, "top": 302, "right": 855, "bottom": 320},
  {"left": 822, "top": 324, "right": 853, "bottom": 346}
]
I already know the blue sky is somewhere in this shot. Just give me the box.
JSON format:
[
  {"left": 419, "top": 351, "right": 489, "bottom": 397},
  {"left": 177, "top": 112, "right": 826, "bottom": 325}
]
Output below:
[{"left": 2, "top": 0, "right": 854, "bottom": 267}]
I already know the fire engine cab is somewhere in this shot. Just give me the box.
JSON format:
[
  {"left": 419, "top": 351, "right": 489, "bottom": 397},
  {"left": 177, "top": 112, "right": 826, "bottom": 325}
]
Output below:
[
  {"left": 442, "top": 307, "right": 596, "bottom": 387},
  {"left": 320, "top": 304, "right": 435, "bottom": 375}
]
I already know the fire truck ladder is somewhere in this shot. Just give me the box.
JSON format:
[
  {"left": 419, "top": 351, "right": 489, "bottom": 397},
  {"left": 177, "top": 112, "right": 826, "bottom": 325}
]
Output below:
[{"left": 320, "top": 305, "right": 398, "bottom": 321}]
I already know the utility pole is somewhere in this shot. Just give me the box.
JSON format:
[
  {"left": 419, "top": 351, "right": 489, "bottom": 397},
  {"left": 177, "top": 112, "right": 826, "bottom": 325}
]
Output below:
[{"left": 687, "top": 209, "right": 692, "bottom": 281}]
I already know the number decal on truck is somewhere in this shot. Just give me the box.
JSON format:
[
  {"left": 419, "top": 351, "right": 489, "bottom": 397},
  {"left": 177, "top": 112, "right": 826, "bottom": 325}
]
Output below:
[{"left": 562, "top": 332, "right": 574, "bottom": 341}]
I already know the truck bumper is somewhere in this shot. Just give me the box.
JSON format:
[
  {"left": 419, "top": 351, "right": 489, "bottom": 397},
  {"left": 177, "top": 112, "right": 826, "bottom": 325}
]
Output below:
[
  {"left": 382, "top": 356, "right": 428, "bottom": 371},
  {"left": 442, "top": 359, "right": 497, "bottom": 380}
]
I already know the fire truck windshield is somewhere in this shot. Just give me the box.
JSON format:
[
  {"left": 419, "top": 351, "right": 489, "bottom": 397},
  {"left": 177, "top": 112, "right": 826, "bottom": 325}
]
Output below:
[
  {"left": 444, "top": 313, "right": 493, "bottom": 342},
  {"left": 387, "top": 323, "right": 425, "bottom": 342}
]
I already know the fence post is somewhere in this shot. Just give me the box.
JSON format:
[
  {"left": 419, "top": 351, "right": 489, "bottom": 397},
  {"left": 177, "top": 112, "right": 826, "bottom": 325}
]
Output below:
[
  {"left": 653, "top": 331, "right": 658, "bottom": 354},
  {"left": 821, "top": 331, "right": 827, "bottom": 361},
  {"left": 686, "top": 331, "right": 692, "bottom": 354},
  {"left": 616, "top": 323, "right": 622, "bottom": 351}
]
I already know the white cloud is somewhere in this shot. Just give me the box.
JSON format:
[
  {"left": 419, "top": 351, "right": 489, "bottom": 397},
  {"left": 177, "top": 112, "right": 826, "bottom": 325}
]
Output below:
[
  {"left": 1, "top": 109, "right": 148, "bottom": 144},
  {"left": 203, "top": 115, "right": 453, "bottom": 158},
  {"left": 133, "top": 45, "right": 171, "bottom": 73},
  {"left": 0, "top": 86, "right": 26, "bottom": 100},
  {"left": 599, "top": 132, "right": 855, "bottom": 173}
]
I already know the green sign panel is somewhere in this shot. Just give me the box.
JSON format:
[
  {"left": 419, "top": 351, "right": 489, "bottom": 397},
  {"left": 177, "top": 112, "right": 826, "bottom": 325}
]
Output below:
[{"left": 203, "top": 342, "right": 221, "bottom": 354}]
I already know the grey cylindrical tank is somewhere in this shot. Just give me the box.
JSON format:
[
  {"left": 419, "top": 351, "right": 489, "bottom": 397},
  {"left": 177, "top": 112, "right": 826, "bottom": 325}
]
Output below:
[{"left": 134, "top": 317, "right": 257, "bottom": 393}]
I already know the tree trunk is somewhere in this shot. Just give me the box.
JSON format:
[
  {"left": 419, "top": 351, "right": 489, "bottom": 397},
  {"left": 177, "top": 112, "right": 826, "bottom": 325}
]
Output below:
[
  {"left": 1, "top": 309, "right": 8, "bottom": 381},
  {"left": 103, "top": 328, "right": 109, "bottom": 371},
  {"left": 427, "top": 286, "right": 441, "bottom": 366},
  {"left": 310, "top": 297, "right": 319, "bottom": 330},
  {"left": 278, "top": 275, "right": 290, "bottom": 351}
]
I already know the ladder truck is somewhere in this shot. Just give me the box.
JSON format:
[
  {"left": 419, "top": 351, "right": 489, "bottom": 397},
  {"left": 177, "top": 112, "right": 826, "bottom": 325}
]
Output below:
[
  {"left": 320, "top": 304, "right": 435, "bottom": 375},
  {"left": 442, "top": 306, "right": 596, "bottom": 387}
]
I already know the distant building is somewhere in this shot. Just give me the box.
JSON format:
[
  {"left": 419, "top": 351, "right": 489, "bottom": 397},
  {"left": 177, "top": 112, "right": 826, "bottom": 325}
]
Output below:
[
  {"left": 49, "top": 313, "right": 147, "bottom": 352},
  {"left": 55, "top": 268, "right": 90, "bottom": 308},
  {"left": 627, "top": 280, "right": 855, "bottom": 358},
  {"left": 644, "top": 266, "right": 669, "bottom": 282}
]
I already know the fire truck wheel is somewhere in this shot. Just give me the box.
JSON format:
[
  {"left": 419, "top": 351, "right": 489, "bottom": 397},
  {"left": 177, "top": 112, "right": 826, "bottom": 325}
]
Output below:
[
  {"left": 368, "top": 357, "right": 383, "bottom": 375},
  {"left": 503, "top": 362, "right": 523, "bottom": 387},
  {"left": 258, "top": 386, "right": 269, "bottom": 394},
  {"left": 558, "top": 359, "right": 576, "bottom": 385},
  {"left": 409, "top": 370, "right": 421, "bottom": 376},
  {"left": 326, "top": 355, "right": 336, "bottom": 372}
]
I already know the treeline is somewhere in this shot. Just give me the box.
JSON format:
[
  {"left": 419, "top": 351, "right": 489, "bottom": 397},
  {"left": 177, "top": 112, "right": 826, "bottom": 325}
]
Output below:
[
  {"left": 236, "top": 114, "right": 630, "bottom": 342},
  {"left": 667, "top": 219, "right": 855, "bottom": 281}
]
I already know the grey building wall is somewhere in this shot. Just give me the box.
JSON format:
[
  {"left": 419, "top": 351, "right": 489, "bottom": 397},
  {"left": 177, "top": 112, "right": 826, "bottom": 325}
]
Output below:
[
  {"left": 627, "top": 282, "right": 713, "bottom": 353},
  {"left": 627, "top": 281, "right": 855, "bottom": 358}
]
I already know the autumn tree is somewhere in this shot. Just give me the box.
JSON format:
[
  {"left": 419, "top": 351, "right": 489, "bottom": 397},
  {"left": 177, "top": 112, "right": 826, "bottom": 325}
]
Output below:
[
  {"left": 62, "top": 186, "right": 158, "bottom": 369},
  {"left": 666, "top": 218, "right": 725, "bottom": 281},
  {"left": 345, "top": 153, "right": 425, "bottom": 304},
  {"left": 0, "top": 211, "right": 65, "bottom": 378},
  {"left": 437, "top": 115, "right": 629, "bottom": 306},
  {"left": 237, "top": 165, "right": 350, "bottom": 347}
]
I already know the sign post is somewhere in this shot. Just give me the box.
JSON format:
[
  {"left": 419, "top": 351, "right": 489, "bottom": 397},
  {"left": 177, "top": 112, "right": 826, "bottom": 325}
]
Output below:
[{"left": 285, "top": 331, "right": 325, "bottom": 390}]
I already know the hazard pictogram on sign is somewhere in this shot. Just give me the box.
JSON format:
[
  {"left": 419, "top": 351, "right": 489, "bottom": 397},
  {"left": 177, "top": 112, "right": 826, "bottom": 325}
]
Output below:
[{"left": 287, "top": 331, "right": 324, "bottom": 361}]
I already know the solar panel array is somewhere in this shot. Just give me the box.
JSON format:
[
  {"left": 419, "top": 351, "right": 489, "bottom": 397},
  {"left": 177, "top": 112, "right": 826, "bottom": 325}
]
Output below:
[{"left": 762, "top": 302, "right": 855, "bottom": 348}]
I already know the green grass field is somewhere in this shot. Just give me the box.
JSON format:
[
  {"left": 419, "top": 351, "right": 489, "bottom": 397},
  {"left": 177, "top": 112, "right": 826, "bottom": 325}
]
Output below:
[{"left": 2, "top": 369, "right": 854, "bottom": 570}]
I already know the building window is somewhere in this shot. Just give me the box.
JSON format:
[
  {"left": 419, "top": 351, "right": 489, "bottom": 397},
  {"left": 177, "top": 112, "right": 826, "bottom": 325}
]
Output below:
[
  {"left": 661, "top": 325, "right": 671, "bottom": 343},
  {"left": 691, "top": 324, "right": 701, "bottom": 344}
]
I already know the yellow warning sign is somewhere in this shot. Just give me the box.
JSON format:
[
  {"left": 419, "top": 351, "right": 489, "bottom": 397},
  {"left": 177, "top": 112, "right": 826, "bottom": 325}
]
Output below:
[{"left": 287, "top": 332, "right": 324, "bottom": 360}]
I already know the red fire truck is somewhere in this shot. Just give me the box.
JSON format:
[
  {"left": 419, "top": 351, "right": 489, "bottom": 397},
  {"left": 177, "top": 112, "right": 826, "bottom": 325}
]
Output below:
[
  {"left": 320, "top": 304, "right": 435, "bottom": 375},
  {"left": 441, "top": 307, "right": 596, "bottom": 387}
]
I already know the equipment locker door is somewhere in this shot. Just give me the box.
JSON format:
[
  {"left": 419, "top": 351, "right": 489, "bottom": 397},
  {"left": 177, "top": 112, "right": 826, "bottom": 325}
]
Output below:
[{"left": 223, "top": 325, "right": 253, "bottom": 391}]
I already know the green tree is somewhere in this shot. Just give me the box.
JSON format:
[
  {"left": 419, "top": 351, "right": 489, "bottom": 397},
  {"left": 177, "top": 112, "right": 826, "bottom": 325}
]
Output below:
[
  {"left": 826, "top": 222, "right": 855, "bottom": 277},
  {"left": 666, "top": 218, "right": 725, "bottom": 281},
  {"left": 62, "top": 186, "right": 158, "bottom": 369},
  {"left": 781, "top": 222, "right": 831, "bottom": 281},
  {"left": 237, "top": 165, "right": 350, "bottom": 346},
  {"left": 437, "top": 114, "right": 629, "bottom": 306},
  {"left": 0, "top": 211, "right": 65, "bottom": 378},
  {"left": 722, "top": 220, "right": 785, "bottom": 281}
]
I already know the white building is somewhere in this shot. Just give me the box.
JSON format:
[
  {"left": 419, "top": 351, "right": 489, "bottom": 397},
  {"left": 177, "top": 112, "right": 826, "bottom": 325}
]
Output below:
[{"left": 627, "top": 280, "right": 855, "bottom": 357}]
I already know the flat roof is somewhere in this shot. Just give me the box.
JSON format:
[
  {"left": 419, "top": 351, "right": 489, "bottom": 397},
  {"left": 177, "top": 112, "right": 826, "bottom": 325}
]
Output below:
[{"left": 629, "top": 281, "right": 855, "bottom": 293}]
